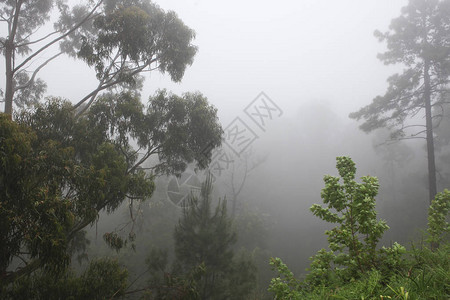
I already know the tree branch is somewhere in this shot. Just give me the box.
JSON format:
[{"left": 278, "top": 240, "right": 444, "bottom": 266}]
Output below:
[
  {"left": 15, "top": 52, "right": 63, "bottom": 91},
  {"left": 13, "top": 0, "right": 103, "bottom": 73},
  {"left": 128, "top": 145, "right": 161, "bottom": 174},
  {"left": 16, "top": 29, "right": 62, "bottom": 48},
  {"left": 0, "top": 259, "right": 42, "bottom": 286},
  {"left": 74, "top": 60, "right": 153, "bottom": 115}
]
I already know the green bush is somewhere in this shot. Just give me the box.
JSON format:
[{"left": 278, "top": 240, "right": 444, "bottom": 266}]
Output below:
[{"left": 268, "top": 157, "right": 450, "bottom": 300}]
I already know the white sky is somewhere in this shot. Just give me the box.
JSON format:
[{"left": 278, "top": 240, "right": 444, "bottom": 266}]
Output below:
[{"left": 2, "top": 0, "right": 408, "bottom": 123}]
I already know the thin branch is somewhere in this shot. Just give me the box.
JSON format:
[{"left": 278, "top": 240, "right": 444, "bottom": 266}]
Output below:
[
  {"left": 128, "top": 146, "right": 161, "bottom": 174},
  {"left": 13, "top": 0, "right": 103, "bottom": 73},
  {"left": 400, "top": 124, "right": 426, "bottom": 130},
  {"left": 109, "top": 269, "right": 150, "bottom": 299},
  {"left": 74, "top": 60, "right": 153, "bottom": 115},
  {"left": 410, "top": 129, "right": 426, "bottom": 137},
  {"left": 15, "top": 52, "right": 63, "bottom": 91},
  {"left": 16, "top": 29, "right": 62, "bottom": 48},
  {"left": 73, "top": 51, "right": 121, "bottom": 114}
]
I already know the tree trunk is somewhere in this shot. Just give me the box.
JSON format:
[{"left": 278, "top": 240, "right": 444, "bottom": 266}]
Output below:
[
  {"left": 4, "top": 41, "right": 14, "bottom": 119},
  {"left": 3, "top": 0, "right": 23, "bottom": 118},
  {"left": 423, "top": 59, "right": 437, "bottom": 204}
]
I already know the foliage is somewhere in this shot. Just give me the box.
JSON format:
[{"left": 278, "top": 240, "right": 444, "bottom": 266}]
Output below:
[
  {"left": 0, "top": 1, "right": 223, "bottom": 297},
  {"left": 81, "top": 89, "right": 222, "bottom": 176},
  {"left": 146, "top": 176, "right": 257, "bottom": 299},
  {"left": 308, "top": 157, "right": 391, "bottom": 282},
  {"left": 269, "top": 252, "right": 449, "bottom": 300},
  {"left": 0, "top": 112, "right": 77, "bottom": 279},
  {"left": 1, "top": 0, "right": 198, "bottom": 115},
  {"left": 403, "top": 243, "right": 450, "bottom": 299},
  {"left": 426, "top": 189, "right": 450, "bottom": 245},
  {"left": 79, "top": 258, "right": 128, "bottom": 299},
  {"left": 233, "top": 206, "right": 274, "bottom": 297},
  {"left": 144, "top": 248, "right": 204, "bottom": 299},
  {"left": 0, "top": 89, "right": 221, "bottom": 289},
  {"left": 1, "top": 258, "right": 128, "bottom": 300},
  {"left": 268, "top": 257, "right": 302, "bottom": 300},
  {"left": 268, "top": 156, "right": 449, "bottom": 299}
]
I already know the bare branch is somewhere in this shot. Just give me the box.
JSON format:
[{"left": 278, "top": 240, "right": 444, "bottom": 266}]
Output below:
[
  {"left": 13, "top": 0, "right": 104, "bottom": 74},
  {"left": 16, "top": 29, "right": 62, "bottom": 48},
  {"left": 15, "top": 52, "right": 63, "bottom": 91}
]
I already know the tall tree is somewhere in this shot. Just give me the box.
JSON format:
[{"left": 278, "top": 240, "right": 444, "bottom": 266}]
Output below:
[
  {"left": 171, "top": 176, "right": 256, "bottom": 299},
  {"left": 0, "top": 90, "right": 222, "bottom": 288},
  {"left": 0, "top": 0, "right": 197, "bottom": 117},
  {"left": 349, "top": 0, "right": 450, "bottom": 203}
]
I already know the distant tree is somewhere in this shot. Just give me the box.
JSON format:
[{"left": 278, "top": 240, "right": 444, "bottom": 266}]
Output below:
[
  {"left": 223, "top": 149, "right": 267, "bottom": 217},
  {"left": 0, "top": 0, "right": 197, "bottom": 117},
  {"left": 148, "top": 176, "right": 257, "bottom": 300},
  {"left": 0, "top": 90, "right": 221, "bottom": 289},
  {"left": 349, "top": 0, "right": 450, "bottom": 203}
]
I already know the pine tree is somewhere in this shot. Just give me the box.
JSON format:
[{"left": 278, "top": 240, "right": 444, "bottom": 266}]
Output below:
[
  {"left": 349, "top": 0, "right": 450, "bottom": 203},
  {"left": 172, "top": 175, "right": 256, "bottom": 299}
]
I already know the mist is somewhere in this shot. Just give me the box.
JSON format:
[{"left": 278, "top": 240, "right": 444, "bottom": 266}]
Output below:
[{"left": 2, "top": 0, "right": 449, "bottom": 299}]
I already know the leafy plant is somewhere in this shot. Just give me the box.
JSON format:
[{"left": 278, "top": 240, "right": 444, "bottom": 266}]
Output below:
[
  {"left": 268, "top": 157, "right": 417, "bottom": 299},
  {"left": 308, "top": 156, "right": 392, "bottom": 283},
  {"left": 268, "top": 257, "right": 302, "bottom": 300},
  {"left": 426, "top": 189, "right": 450, "bottom": 248}
]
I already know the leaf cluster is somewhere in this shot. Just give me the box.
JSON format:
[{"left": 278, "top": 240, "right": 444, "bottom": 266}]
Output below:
[
  {"left": 426, "top": 189, "right": 450, "bottom": 245},
  {"left": 308, "top": 157, "right": 390, "bottom": 283},
  {"left": 2, "top": 258, "right": 128, "bottom": 300},
  {"left": 0, "top": 89, "right": 221, "bottom": 286}
]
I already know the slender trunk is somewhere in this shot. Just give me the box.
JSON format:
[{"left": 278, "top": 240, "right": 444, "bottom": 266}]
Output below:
[
  {"left": 423, "top": 59, "right": 437, "bottom": 205},
  {"left": 424, "top": 59, "right": 439, "bottom": 251},
  {"left": 4, "top": 1, "right": 23, "bottom": 118},
  {"left": 4, "top": 41, "right": 14, "bottom": 118}
]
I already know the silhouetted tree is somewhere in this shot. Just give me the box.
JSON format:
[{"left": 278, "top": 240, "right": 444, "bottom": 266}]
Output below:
[
  {"left": 172, "top": 176, "right": 256, "bottom": 299},
  {"left": 350, "top": 0, "right": 450, "bottom": 203}
]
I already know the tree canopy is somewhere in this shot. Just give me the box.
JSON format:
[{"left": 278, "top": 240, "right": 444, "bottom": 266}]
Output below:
[
  {"left": 0, "top": 89, "right": 222, "bottom": 288},
  {"left": 349, "top": 0, "right": 450, "bottom": 202},
  {"left": 0, "top": 0, "right": 197, "bottom": 116}
]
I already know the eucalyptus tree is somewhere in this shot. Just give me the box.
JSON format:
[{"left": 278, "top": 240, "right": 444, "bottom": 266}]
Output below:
[
  {"left": 0, "top": 0, "right": 197, "bottom": 117},
  {"left": 0, "top": 0, "right": 222, "bottom": 295},
  {"left": 350, "top": 0, "right": 450, "bottom": 203},
  {"left": 0, "top": 89, "right": 222, "bottom": 288}
]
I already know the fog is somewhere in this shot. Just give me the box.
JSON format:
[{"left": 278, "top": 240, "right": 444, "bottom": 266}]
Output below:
[
  {"left": 30, "top": 1, "right": 406, "bottom": 119},
  {"left": 3, "top": 0, "right": 446, "bottom": 297}
]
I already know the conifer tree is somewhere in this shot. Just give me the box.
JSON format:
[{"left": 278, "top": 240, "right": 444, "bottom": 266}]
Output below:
[
  {"left": 172, "top": 175, "right": 256, "bottom": 299},
  {"left": 350, "top": 0, "right": 450, "bottom": 203}
]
